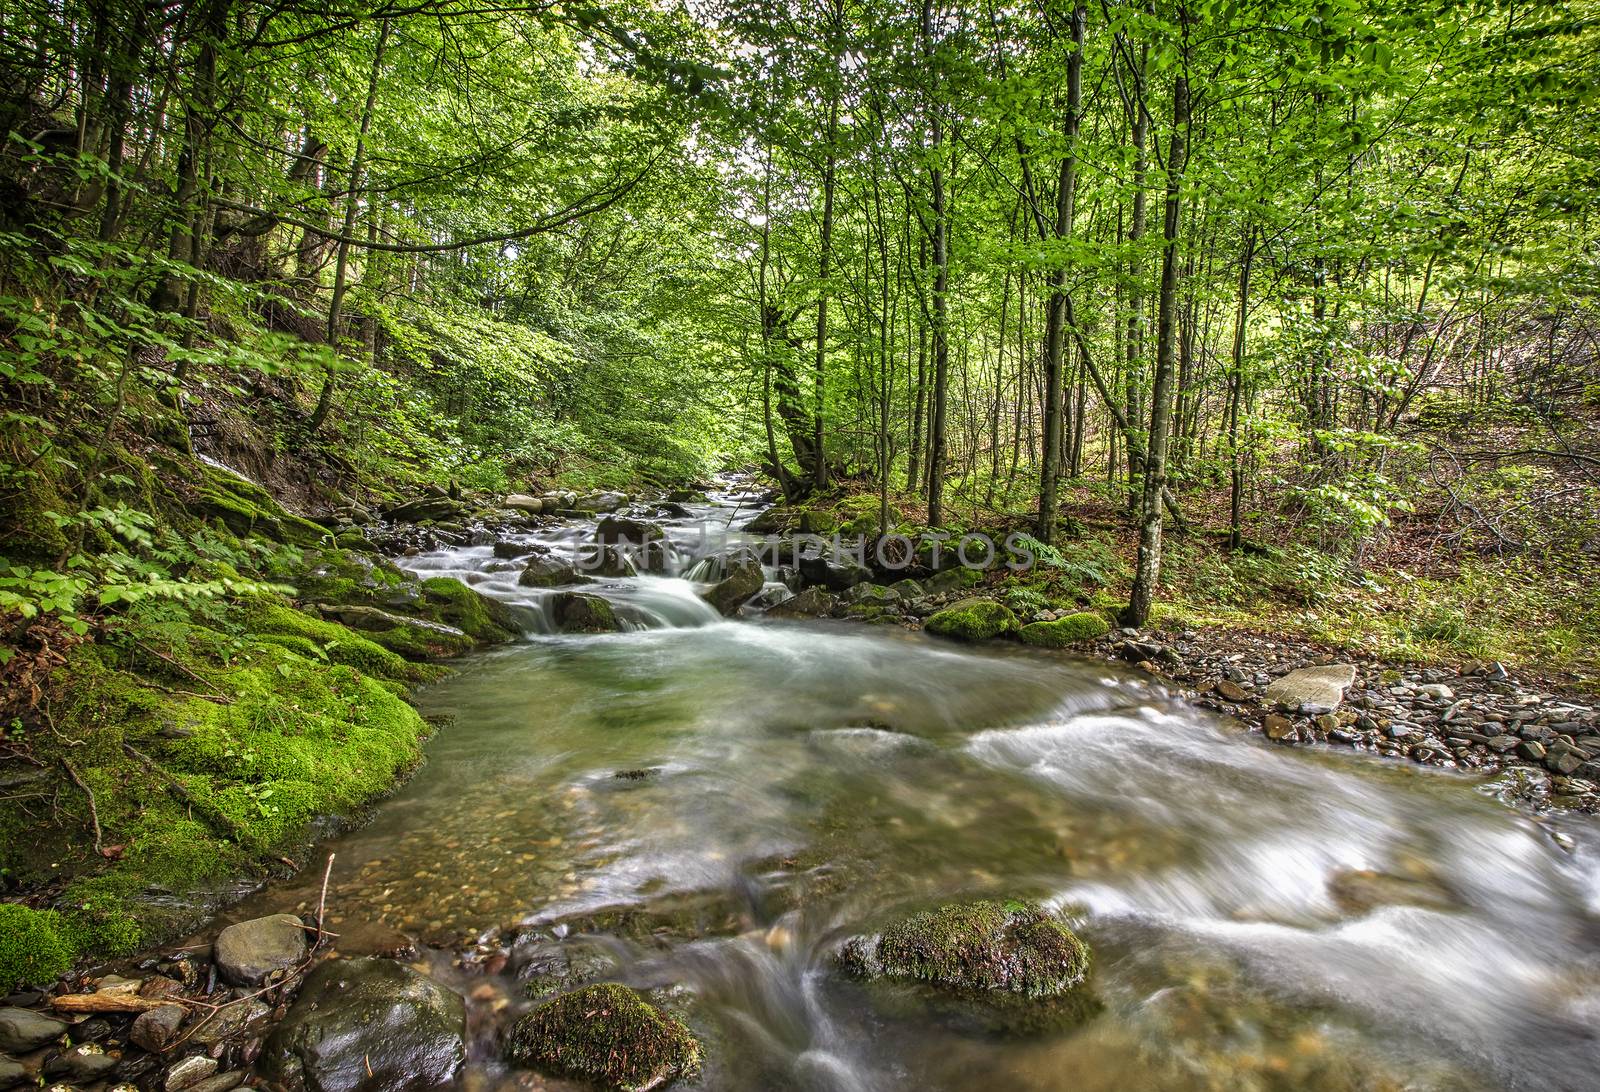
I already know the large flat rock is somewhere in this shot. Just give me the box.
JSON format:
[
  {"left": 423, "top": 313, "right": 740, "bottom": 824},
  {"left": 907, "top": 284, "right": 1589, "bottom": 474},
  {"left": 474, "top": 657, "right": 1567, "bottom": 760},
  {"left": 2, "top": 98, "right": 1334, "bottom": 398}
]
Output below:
[{"left": 1264, "top": 664, "right": 1357, "bottom": 710}]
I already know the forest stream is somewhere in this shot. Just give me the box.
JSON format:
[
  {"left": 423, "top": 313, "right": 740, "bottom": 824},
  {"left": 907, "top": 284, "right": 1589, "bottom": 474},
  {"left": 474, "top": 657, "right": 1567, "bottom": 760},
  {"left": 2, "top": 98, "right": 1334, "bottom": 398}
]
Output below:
[{"left": 199, "top": 479, "right": 1600, "bottom": 1092}]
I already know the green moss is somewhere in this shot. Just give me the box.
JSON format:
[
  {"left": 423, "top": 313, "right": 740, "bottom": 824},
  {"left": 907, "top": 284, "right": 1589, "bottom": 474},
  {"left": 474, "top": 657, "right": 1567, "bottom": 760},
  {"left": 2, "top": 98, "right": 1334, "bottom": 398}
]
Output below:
[
  {"left": 419, "top": 577, "right": 519, "bottom": 642},
  {"left": 3, "top": 614, "right": 432, "bottom": 958},
  {"left": 244, "top": 599, "right": 423, "bottom": 681},
  {"left": 849, "top": 900, "right": 1089, "bottom": 997},
  {"left": 0, "top": 467, "right": 71, "bottom": 562},
  {"left": 0, "top": 904, "right": 77, "bottom": 991},
  {"left": 924, "top": 599, "right": 1017, "bottom": 641},
  {"left": 1017, "top": 612, "right": 1111, "bottom": 647},
  {"left": 837, "top": 899, "right": 1097, "bottom": 1037},
  {"left": 192, "top": 468, "right": 330, "bottom": 547},
  {"left": 504, "top": 983, "right": 702, "bottom": 1092}
]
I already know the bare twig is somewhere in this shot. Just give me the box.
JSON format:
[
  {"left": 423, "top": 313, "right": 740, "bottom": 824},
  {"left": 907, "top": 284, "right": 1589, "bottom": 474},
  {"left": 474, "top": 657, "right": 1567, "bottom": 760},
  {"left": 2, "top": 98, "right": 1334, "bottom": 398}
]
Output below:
[
  {"left": 60, "top": 758, "right": 103, "bottom": 854},
  {"left": 314, "top": 852, "right": 336, "bottom": 950}
]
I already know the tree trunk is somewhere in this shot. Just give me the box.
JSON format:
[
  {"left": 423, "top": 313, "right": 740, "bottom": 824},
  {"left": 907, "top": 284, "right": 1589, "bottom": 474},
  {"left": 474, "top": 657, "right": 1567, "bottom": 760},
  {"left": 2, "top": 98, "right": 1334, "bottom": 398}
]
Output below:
[
  {"left": 1123, "top": 68, "right": 1189, "bottom": 628},
  {"left": 308, "top": 19, "right": 391, "bottom": 434}
]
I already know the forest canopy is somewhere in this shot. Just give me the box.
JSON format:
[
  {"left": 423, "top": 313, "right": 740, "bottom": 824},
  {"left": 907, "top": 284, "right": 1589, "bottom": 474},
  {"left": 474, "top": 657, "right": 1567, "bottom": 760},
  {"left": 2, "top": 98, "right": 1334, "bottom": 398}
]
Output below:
[{"left": 1, "top": 0, "right": 1597, "bottom": 636}]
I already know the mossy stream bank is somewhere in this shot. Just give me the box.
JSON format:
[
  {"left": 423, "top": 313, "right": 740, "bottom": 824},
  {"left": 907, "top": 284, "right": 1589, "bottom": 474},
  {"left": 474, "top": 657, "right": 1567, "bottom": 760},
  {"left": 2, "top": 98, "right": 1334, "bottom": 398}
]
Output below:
[{"left": 1, "top": 451, "right": 524, "bottom": 991}]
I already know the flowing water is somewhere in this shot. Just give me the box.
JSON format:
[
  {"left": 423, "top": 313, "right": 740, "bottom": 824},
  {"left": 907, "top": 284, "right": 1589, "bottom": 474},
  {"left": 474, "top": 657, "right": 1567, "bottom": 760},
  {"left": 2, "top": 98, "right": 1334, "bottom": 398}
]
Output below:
[{"left": 226, "top": 480, "right": 1600, "bottom": 1091}]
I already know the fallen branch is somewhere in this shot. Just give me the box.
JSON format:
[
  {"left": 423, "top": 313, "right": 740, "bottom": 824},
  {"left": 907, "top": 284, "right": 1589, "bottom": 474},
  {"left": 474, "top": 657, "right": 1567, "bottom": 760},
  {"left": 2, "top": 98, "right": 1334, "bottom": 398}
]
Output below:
[{"left": 52, "top": 992, "right": 174, "bottom": 1014}]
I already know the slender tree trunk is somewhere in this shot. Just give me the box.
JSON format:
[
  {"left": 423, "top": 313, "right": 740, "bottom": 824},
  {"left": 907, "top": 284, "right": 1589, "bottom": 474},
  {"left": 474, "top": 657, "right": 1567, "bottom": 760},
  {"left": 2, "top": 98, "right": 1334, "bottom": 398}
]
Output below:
[
  {"left": 308, "top": 19, "right": 390, "bottom": 434},
  {"left": 1123, "top": 67, "right": 1189, "bottom": 628},
  {"left": 1031, "top": 5, "right": 1084, "bottom": 542},
  {"left": 1227, "top": 224, "right": 1257, "bottom": 549}
]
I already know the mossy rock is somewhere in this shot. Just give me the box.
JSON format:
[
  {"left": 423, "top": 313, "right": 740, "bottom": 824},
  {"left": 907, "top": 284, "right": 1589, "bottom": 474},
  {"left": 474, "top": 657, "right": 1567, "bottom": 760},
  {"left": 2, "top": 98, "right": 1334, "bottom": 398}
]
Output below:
[
  {"left": 550, "top": 592, "right": 621, "bottom": 633},
  {"left": 0, "top": 904, "right": 77, "bottom": 992},
  {"left": 504, "top": 983, "right": 702, "bottom": 1091},
  {"left": 193, "top": 468, "right": 329, "bottom": 547},
  {"left": 837, "top": 899, "right": 1098, "bottom": 1036},
  {"left": 245, "top": 599, "right": 432, "bottom": 682},
  {"left": 924, "top": 599, "right": 1016, "bottom": 641},
  {"left": 419, "top": 577, "right": 519, "bottom": 642},
  {"left": 1017, "top": 612, "right": 1110, "bottom": 647}
]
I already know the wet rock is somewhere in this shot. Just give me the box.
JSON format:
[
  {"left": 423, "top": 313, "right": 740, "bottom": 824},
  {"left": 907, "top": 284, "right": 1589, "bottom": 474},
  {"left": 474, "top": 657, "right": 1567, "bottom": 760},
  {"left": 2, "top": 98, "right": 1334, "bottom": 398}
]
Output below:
[
  {"left": 213, "top": 914, "right": 307, "bottom": 987},
  {"left": 514, "top": 941, "right": 618, "bottom": 1000},
  {"left": 580, "top": 543, "right": 640, "bottom": 579},
  {"left": 594, "top": 516, "right": 662, "bottom": 544},
  {"left": 130, "top": 1004, "right": 188, "bottom": 1053},
  {"left": 183, "top": 1072, "right": 245, "bottom": 1092},
  {"left": 503, "top": 983, "right": 700, "bottom": 1091},
  {"left": 503, "top": 494, "right": 547, "bottom": 515},
  {"left": 493, "top": 540, "right": 535, "bottom": 560},
  {"left": 0, "top": 1008, "right": 68, "bottom": 1053},
  {"left": 837, "top": 900, "right": 1096, "bottom": 1035},
  {"left": 924, "top": 599, "right": 1017, "bottom": 642},
  {"left": 518, "top": 555, "right": 590, "bottom": 588},
  {"left": 189, "top": 999, "right": 271, "bottom": 1046},
  {"left": 262, "top": 958, "right": 466, "bottom": 1092},
  {"left": 382, "top": 497, "right": 462, "bottom": 524},
  {"left": 44, "top": 1043, "right": 116, "bottom": 1083},
  {"left": 576, "top": 492, "right": 628, "bottom": 515},
  {"left": 1215, "top": 679, "right": 1252, "bottom": 702},
  {"left": 797, "top": 555, "right": 871, "bottom": 591},
  {"left": 1263, "top": 714, "right": 1296, "bottom": 741},
  {"left": 701, "top": 558, "right": 764, "bottom": 616},
  {"left": 0, "top": 1057, "right": 25, "bottom": 1089},
  {"left": 1263, "top": 664, "right": 1356, "bottom": 710},
  {"left": 764, "top": 587, "right": 835, "bottom": 618},
  {"left": 1327, "top": 869, "right": 1460, "bottom": 915},
  {"left": 164, "top": 1054, "right": 218, "bottom": 1091},
  {"left": 550, "top": 593, "right": 622, "bottom": 634}
]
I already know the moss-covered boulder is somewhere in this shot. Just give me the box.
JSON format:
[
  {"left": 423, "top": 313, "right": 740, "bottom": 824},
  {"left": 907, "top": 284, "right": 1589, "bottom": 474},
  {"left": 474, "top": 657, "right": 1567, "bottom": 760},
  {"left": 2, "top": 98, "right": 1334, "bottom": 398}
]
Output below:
[
  {"left": 924, "top": 599, "right": 1016, "bottom": 641},
  {"left": 701, "top": 558, "right": 764, "bottom": 615},
  {"left": 837, "top": 899, "right": 1097, "bottom": 1035},
  {"left": 504, "top": 983, "right": 702, "bottom": 1092},
  {"left": 1017, "top": 612, "right": 1110, "bottom": 647},
  {"left": 550, "top": 592, "right": 622, "bottom": 633},
  {"left": 0, "top": 905, "right": 76, "bottom": 992}
]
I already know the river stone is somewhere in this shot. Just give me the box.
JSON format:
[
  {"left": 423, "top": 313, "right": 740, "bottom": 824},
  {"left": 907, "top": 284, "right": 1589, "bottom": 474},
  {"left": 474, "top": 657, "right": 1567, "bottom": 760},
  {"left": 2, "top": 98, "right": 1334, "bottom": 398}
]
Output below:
[
  {"left": 701, "top": 558, "right": 764, "bottom": 615},
  {"left": 503, "top": 983, "right": 700, "bottom": 1091},
  {"left": 837, "top": 900, "right": 1097, "bottom": 1036},
  {"left": 262, "top": 959, "right": 465, "bottom": 1092},
  {"left": 0, "top": 1007, "right": 69, "bottom": 1052},
  {"left": 45, "top": 1043, "right": 116, "bottom": 1083},
  {"left": 164, "top": 1054, "right": 218, "bottom": 1092},
  {"left": 797, "top": 554, "right": 871, "bottom": 591},
  {"left": 0, "top": 1057, "right": 25, "bottom": 1089},
  {"left": 518, "top": 555, "right": 589, "bottom": 588},
  {"left": 213, "top": 914, "right": 307, "bottom": 986},
  {"left": 130, "top": 1004, "right": 187, "bottom": 1053},
  {"left": 550, "top": 592, "right": 622, "bottom": 633},
  {"left": 383, "top": 497, "right": 462, "bottom": 524},
  {"left": 765, "top": 586, "right": 835, "bottom": 618},
  {"left": 1263, "top": 664, "right": 1356, "bottom": 710},
  {"left": 503, "top": 494, "right": 546, "bottom": 514},
  {"left": 594, "top": 516, "right": 662, "bottom": 544}
]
